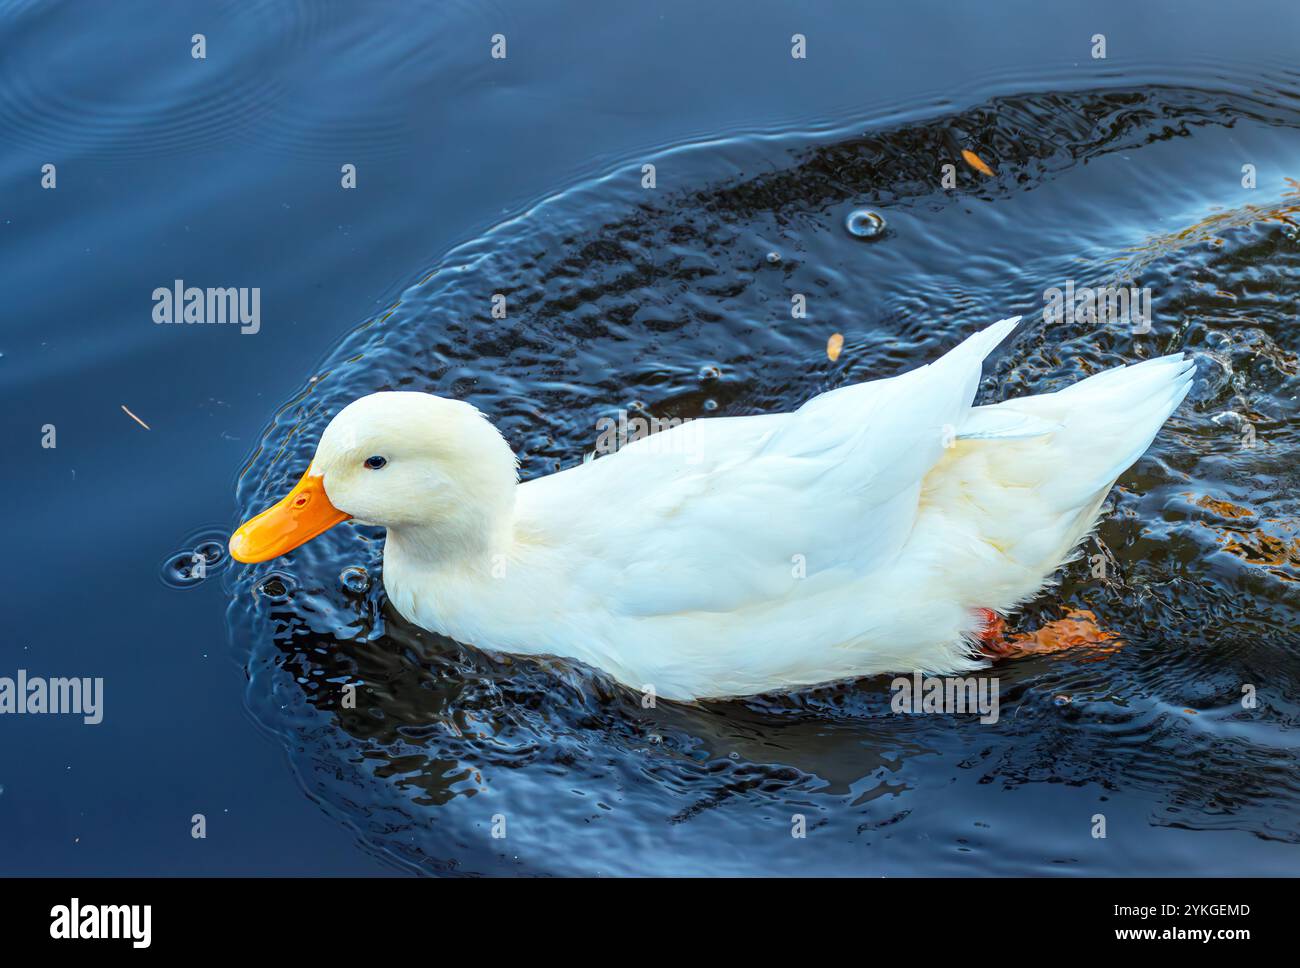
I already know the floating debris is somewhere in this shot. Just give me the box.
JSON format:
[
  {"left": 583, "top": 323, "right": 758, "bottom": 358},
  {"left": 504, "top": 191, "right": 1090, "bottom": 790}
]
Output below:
[
  {"left": 827, "top": 333, "right": 844, "bottom": 361},
  {"left": 844, "top": 209, "right": 886, "bottom": 239},
  {"left": 121, "top": 404, "right": 150, "bottom": 430},
  {"left": 961, "top": 149, "right": 994, "bottom": 176}
]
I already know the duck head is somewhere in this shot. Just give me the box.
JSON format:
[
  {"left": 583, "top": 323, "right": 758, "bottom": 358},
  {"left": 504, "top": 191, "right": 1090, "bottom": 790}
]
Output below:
[{"left": 229, "top": 391, "right": 518, "bottom": 564}]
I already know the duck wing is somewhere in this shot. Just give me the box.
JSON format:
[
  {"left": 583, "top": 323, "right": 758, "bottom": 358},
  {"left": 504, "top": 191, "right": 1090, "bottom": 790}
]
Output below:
[{"left": 520, "top": 317, "right": 1022, "bottom": 617}]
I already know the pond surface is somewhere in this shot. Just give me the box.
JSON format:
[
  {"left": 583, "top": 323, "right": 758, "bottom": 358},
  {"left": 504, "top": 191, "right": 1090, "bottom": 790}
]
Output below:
[{"left": 2, "top": 0, "right": 1297, "bottom": 875}]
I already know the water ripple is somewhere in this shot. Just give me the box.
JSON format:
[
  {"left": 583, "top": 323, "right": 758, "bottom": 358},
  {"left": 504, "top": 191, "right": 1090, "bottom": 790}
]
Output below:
[{"left": 226, "top": 80, "right": 1300, "bottom": 874}]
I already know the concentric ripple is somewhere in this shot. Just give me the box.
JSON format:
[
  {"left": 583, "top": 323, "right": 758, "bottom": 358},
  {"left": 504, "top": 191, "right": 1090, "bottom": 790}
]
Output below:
[
  {"left": 0, "top": 0, "right": 421, "bottom": 160},
  {"left": 159, "top": 527, "right": 234, "bottom": 591}
]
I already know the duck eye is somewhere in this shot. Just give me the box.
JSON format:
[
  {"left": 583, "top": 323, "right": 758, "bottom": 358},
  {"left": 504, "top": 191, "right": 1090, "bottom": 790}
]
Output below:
[{"left": 364, "top": 455, "right": 387, "bottom": 470}]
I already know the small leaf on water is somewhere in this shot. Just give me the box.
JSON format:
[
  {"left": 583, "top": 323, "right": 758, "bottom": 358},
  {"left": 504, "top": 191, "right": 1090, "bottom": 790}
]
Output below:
[
  {"left": 962, "top": 149, "right": 994, "bottom": 176},
  {"left": 827, "top": 333, "right": 844, "bottom": 361}
]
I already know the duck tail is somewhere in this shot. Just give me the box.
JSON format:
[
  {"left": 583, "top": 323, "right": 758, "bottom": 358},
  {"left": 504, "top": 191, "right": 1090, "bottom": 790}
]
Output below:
[
  {"left": 1059, "top": 353, "right": 1195, "bottom": 497},
  {"left": 989, "top": 352, "right": 1196, "bottom": 515}
]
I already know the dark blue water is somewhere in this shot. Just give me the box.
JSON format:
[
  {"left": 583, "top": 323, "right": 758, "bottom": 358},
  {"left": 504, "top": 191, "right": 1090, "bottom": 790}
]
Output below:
[{"left": 2, "top": 1, "right": 1298, "bottom": 875}]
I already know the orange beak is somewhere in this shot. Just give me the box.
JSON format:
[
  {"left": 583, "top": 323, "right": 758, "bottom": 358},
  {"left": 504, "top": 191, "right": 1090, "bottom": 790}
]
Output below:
[{"left": 229, "top": 470, "right": 350, "bottom": 564}]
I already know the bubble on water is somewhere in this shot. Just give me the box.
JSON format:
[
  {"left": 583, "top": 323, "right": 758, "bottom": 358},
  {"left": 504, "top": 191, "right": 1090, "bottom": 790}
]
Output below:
[
  {"left": 698, "top": 365, "right": 721, "bottom": 382},
  {"left": 340, "top": 566, "right": 370, "bottom": 594},
  {"left": 257, "top": 572, "right": 297, "bottom": 602},
  {"left": 703, "top": 399, "right": 718, "bottom": 411},
  {"left": 171, "top": 554, "right": 197, "bottom": 578},
  {"left": 194, "top": 540, "right": 226, "bottom": 565},
  {"left": 845, "top": 208, "right": 886, "bottom": 239},
  {"left": 159, "top": 551, "right": 206, "bottom": 590},
  {"left": 765, "top": 251, "right": 782, "bottom": 264},
  {"left": 158, "top": 528, "right": 234, "bottom": 590},
  {"left": 1189, "top": 350, "right": 1232, "bottom": 401},
  {"left": 1211, "top": 411, "right": 1250, "bottom": 432}
]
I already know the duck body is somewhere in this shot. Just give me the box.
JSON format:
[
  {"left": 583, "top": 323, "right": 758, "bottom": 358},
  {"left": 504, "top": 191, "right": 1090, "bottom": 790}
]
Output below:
[{"left": 361, "top": 316, "right": 1194, "bottom": 700}]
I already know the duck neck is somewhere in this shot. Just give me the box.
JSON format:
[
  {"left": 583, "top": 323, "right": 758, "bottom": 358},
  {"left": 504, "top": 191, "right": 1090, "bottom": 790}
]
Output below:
[{"left": 385, "top": 494, "right": 516, "bottom": 575}]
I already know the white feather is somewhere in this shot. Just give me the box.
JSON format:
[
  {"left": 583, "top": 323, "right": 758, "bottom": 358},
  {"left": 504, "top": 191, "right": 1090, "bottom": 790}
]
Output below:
[{"left": 305, "top": 317, "right": 1193, "bottom": 701}]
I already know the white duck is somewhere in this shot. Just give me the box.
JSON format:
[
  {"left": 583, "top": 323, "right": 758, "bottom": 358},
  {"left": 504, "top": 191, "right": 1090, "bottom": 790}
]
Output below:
[{"left": 230, "top": 316, "right": 1194, "bottom": 701}]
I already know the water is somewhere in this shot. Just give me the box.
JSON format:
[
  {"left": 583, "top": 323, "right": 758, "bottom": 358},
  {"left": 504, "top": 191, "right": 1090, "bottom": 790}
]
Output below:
[{"left": 2, "top": 1, "right": 1298, "bottom": 875}]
